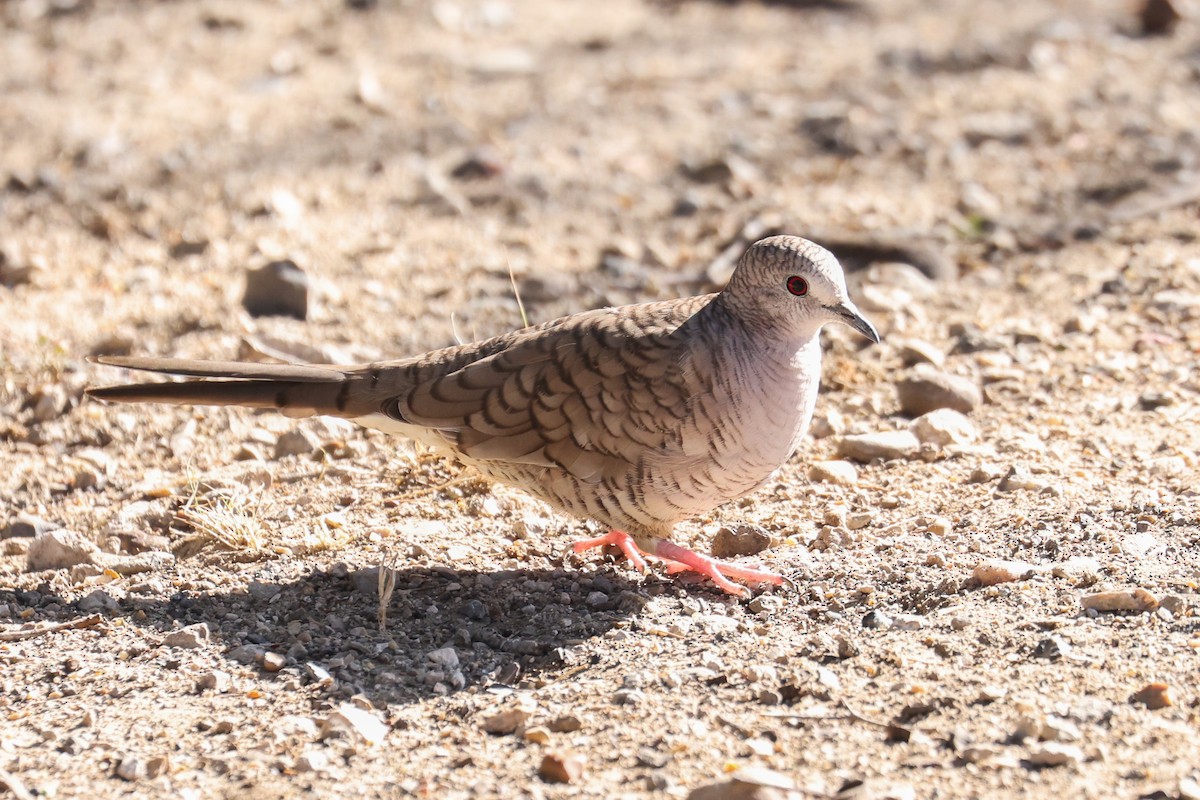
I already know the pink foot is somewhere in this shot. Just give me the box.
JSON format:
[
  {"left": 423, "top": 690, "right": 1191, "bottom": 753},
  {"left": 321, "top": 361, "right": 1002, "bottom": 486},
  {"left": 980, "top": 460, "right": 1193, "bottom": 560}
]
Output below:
[
  {"left": 654, "top": 540, "right": 786, "bottom": 598},
  {"left": 571, "top": 530, "right": 648, "bottom": 572}
]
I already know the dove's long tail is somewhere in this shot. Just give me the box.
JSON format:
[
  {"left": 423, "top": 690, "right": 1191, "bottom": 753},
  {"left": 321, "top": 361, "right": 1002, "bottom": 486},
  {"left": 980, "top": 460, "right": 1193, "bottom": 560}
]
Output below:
[{"left": 86, "top": 356, "right": 376, "bottom": 418}]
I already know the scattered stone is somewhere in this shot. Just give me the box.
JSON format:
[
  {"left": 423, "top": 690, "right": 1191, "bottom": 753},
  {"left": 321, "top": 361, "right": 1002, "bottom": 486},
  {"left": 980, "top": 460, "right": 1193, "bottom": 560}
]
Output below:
[
  {"left": 548, "top": 715, "right": 582, "bottom": 733},
  {"left": 275, "top": 427, "right": 321, "bottom": 458},
  {"left": 114, "top": 756, "right": 147, "bottom": 781},
  {"left": 426, "top": 647, "right": 459, "bottom": 670},
  {"left": 243, "top": 259, "right": 309, "bottom": 319},
  {"left": 320, "top": 704, "right": 388, "bottom": 745},
  {"left": 103, "top": 551, "right": 174, "bottom": 576},
  {"left": 892, "top": 614, "right": 925, "bottom": 631},
  {"left": 306, "top": 662, "right": 334, "bottom": 687},
  {"left": 808, "top": 460, "right": 858, "bottom": 486},
  {"left": 523, "top": 726, "right": 551, "bottom": 744},
  {"left": 896, "top": 370, "right": 982, "bottom": 416},
  {"left": 862, "top": 610, "right": 894, "bottom": 630},
  {"left": 538, "top": 749, "right": 585, "bottom": 784},
  {"left": 197, "top": 670, "right": 231, "bottom": 693},
  {"left": 246, "top": 581, "right": 282, "bottom": 603},
  {"left": 845, "top": 511, "right": 874, "bottom": 530},
  {"left": 1012, "top": 715, "right": 1044, "bottom": 742},
  {"left": 78, "top": 589, "right": 118, "bottom": 613},
  {"left": 809, "top": 409, "right": 846, "bottom": 439},
  {"left": 1159, "top": 595, "right": 1188, "bottom": 616},
  {"left": 895, "top": 338, "right": 945, "bottom": 367},
  {"left": 262, "top": 652, "right": 287, "bottom": 672},
  {"left": 1130, "top": 682, "right": 1173, "bottom": 710},
  {"left": 146, "top": 756, "right": 170, "bottom": 778},
  {"left": 910, "top": 408, "right": 977, "bottom": 447},
  {"left": 688, "top": 765, "right": 795, "bottom": 800},
  {"left": 3, "top": 513, "right": 60, "bottom": 539},
  {"left": 1032, "top": 636, "right": 1071, "bottom": 661},
  {"left": 996, "top": 465, "right": 1046, "bottom": 493},
  {"left": 1041, "top": 716, "right": 1081, "bottom": 742},
  {"left": 1140, "top": 0, "right": 1181, "bottom": 36},
  {"left": 710, "top": 524, "right": 773, "bottom": 558},
  {"left": 163, "top": 623, "right": 211, "bottom": 649},
  {"left": 1026, "top": 742, "right": 1083, "bottom": 768},
  {"left": 228, "top": 644, "right": 266, "bottom": 665},
  {"left": 924, "top": 517, "right": 953, "bottom": 536},
  {"left": 836, "top": 430, "right": 920, "bottom": 462},
  {"left": 972, "top": 558, "right": 1036, "bottom": 586},
  {"left": 26, "top": 530, "right": 100, "bottom": 571},
  {"left": 482, "top": 698, "right": 536, "bottom": 735},
  {"left": 295, "top": 749, "right": 330, "bottom": 773},
  {"left": 1080, "top": 588, "right": 1159, "bottom": 614},
  {"left": 31, "top": 384, "right": 69, "bottom": 422}
]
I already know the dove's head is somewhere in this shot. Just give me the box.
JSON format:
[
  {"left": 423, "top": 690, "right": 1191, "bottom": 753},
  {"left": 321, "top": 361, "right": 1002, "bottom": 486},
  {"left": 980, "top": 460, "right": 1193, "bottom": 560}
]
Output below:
[{"left": 720, "top": 235, "right": 880, "bottom": 343}]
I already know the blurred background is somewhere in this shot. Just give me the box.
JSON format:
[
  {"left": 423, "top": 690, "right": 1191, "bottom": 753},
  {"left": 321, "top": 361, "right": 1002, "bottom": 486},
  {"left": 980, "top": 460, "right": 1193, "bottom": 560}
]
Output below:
[{"left": 2, "top": 0, "right": 1196, "bottom": 365}]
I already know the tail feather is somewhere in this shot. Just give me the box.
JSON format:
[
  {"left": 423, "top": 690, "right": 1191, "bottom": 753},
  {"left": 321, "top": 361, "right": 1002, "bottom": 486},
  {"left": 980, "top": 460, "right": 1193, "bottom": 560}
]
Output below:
[{"left": 86, "top": 356, "right": 374, "bottom": 418}]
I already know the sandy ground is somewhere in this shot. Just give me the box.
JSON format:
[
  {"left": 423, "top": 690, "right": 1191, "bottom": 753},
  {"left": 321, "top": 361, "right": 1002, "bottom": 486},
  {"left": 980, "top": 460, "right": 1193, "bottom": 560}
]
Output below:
[{"left": 2, "top": 0, "right": 1200, "bottom": 797}]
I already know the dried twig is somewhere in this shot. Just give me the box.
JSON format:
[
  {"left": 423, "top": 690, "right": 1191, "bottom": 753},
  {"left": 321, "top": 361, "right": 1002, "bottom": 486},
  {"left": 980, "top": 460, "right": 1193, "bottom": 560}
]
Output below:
[{"left": 0, "top": 614, "right": 104, "bottom": 643}]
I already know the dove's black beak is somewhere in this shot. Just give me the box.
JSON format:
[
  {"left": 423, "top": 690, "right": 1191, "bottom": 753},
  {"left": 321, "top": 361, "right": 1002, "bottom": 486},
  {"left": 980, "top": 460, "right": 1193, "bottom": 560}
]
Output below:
[{"left": 830, "top": 301, "right": 881, "bottom": 343}]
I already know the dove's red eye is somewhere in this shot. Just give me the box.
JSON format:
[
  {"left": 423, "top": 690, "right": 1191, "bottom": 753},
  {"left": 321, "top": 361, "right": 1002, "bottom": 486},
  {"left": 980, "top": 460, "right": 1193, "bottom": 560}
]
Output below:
[{"left": 786, "top": 276, "right": 808, "bottom": 296}]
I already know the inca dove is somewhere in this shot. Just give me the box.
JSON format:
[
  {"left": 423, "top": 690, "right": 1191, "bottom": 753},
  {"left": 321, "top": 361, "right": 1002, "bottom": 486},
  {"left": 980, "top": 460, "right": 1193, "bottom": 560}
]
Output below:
[{"left": 88, "top": 235, "right": 879, "bottom": 596}]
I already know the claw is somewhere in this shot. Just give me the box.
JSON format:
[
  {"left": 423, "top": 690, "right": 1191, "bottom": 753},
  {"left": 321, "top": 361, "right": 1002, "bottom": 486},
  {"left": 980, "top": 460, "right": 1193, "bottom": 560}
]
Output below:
[
  {"left": 571, "top": 530, "right": 648, "bottom": 572},
  {"left": 570, "top": 530, "right": 787, "bottom": 597},
  {"left": 654, "top": 539, "right": 785, "bottom": 597}
]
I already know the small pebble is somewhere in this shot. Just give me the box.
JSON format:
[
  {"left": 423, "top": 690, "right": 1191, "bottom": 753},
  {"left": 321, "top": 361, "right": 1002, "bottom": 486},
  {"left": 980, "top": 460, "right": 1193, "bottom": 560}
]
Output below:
[
  {"left": 523, "top": 726, "right": 551, "bottom": 744},
  {"left": 262, "top": 652, "right": 287, "bottom": 672},
  {"left": 320, "top": 704, "right": 389, "bottom": 745},
  {"left": 710, "top": 524, "right": 773, "bottom": 558},
  {"left": 836, "top": 430, "right": 920, "bottom": 462},
  {"left": 910, "top": 409, "right": 977, "bottom": 447},
  {"left": 895, "top": 370, "right": 982, "bottom": 416},
  {"left": 243, "top": 259, "right": 309, "bottom": 319},
  {"left": 1080, "top": 589, "right": 1159, "bottom": 614},
  {"left": 163, "top": 623, "right": 211, "bottom": 649},
  {"left": 807, "top": 460, "right": 858, "bottom": 486},
  {"left": 196, "top": 670, "right": 231, "bottom": 693},
  {"left": 114, "top": 756, "right": 147, "bottom": 782},
  {"left": 862, "top": 610, "right": 894, "bottom": 630},
  {"left": 294, "top": 749, "right": 330, "bottom": 773},
  {"left": 482, "top": 700, "right": 535, "bottom": 734},
  {"left": 996, "top": 465, "right": 1046, "bottom": 493},
  {"left": 972, "top": 558, "right": 1036, "bottom": 586},
  {"left": 538, "top": 750, "right": 585, "bottom": 784},
  {"left": 547, "top": 715, "right": 582, "bottom": 733},
  {"left": 1130, "top": 682, "right": 1173, "bottom": 710},
  {"left": 1026, "top": 742, "right": 1083, "bottom": 768}
]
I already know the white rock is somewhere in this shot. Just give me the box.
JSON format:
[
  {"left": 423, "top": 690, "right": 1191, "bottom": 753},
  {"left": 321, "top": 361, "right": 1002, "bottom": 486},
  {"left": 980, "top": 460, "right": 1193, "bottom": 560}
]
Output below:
[
  {"left": 426, "top": 647, "right": 460, "bottom": 670},
  {"left": 163, "top": 623, "right": 211, "bottom": 649},
  {"left": 26, "top": 530, "right": 101, "bottom": 571},
  {"left": 78, "top": 589, "right": 118, "bottom": 613},
  {"left": 1080, "top": 589, "right": 1159, "bottom": 613},
  {"left": 807, "top": 460, "right": 858, "bottom": 485},
  {"left": 836, "top": 430, "right": 921, "bottom": 462},
  {"left": 482, "top": 697, "right": 537, "bottom": 735},
  {"left": 320, "top": 704, "right": 389, "bottom": 745},
  {"left": 1027, "top": 742, "right": 1083, "bottom": 767},
  {"left": 295, "top": 749, "right": 330, "bottom": 773},
  {"left": 973, "top": 558, "right": 1037, "bottom": 586},
  {"left": 911, "top": 408, "right": 977, "bottom": 447},
  {"left": 115, "top": 756, "right": 147, "bottom": 781}
]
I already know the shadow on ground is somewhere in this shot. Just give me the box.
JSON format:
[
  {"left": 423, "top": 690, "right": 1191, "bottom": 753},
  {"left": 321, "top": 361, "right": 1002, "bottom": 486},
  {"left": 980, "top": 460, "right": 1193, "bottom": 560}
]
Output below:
[{"left": 3, "top": 563, "right": 649, "bottom": 706}]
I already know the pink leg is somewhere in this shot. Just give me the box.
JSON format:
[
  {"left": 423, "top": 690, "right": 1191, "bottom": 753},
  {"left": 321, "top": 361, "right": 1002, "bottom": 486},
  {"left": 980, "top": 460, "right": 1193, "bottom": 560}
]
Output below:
[
  {"left": 654, "top": 540, "right": 786, "bottom": 598},
  {"left": 571, "top": 530, "right": 648, "bottom": 573}
]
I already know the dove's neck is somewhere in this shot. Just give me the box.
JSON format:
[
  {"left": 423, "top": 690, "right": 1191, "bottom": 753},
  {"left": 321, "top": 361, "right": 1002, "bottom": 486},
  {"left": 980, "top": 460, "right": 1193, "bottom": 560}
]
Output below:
[{"left": 703, "top": 292, "right": 825, "bottom": 355}]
